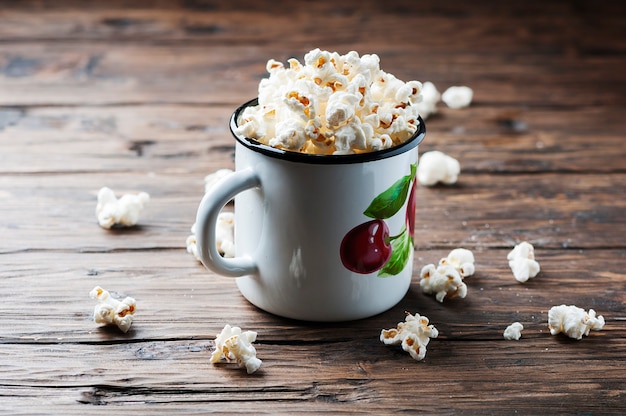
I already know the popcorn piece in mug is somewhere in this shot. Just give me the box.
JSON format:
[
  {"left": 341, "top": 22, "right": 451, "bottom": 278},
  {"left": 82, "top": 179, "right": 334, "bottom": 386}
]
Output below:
[
  {"left": 548, "top": 305, "right": 605, "bottom": 340},
  {"left": 96, "top": 187, "right": 150, "bottom": 229},
  {"left": 235, "top": 48, "right": 424, "bottom": 155},
  {"left": 380, "top": 312, "right": 439, "bottom": 361},
  {"left": 507, "top": 241, "right": 540, "bottom": 283},
  {"left": 503, "top": 322, "right": 524, "bottom": 340},
  {"left": 211, "top": 324, "right": 262, "bottom": 374},
  {"left": 417, "top": 150, "right": 461, "bottom": 186},
  {"left": 442, "top": 85, "right": 473, "bottom": 109},
  {"left": 89, "top": 286, "right": 136, "bottom": 333}
]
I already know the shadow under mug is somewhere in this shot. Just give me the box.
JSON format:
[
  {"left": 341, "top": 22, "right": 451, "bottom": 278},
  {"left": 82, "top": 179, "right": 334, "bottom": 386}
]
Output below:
[{"left": 196, "top": 98, "right": 426, "bottom": 321}]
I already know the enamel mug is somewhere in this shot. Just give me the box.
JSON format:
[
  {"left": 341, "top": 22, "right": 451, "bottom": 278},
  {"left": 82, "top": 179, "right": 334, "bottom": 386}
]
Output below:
[{"left": 195, "top": 99, "right": 426, "bottom": 321}]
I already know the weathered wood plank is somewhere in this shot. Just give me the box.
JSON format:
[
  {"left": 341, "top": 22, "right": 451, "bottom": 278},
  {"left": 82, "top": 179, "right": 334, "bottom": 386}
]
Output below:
[
  {"left": 1, "top": 249, "right": 624, "bottom": 343},
  {"left": 413, "top": 172, "right": 626, "bottom": 250},
  {"left": 1, "top": 0, "right": 624, "bottom": 57},
  {"left": 1, "top": 336, "right": 625, "bottom": 414},
  {"left": 421, "top": 106, "right": 626, "bottom": 174},
  {"left": 1, "top": 105, "right": 625, "bottom": 174},
  {"left": 0, "top": 172, "right": 211, "bottom": 253},
  {"left": 1, "top": 172, "right": 624, "bottom": 253},
  {"left": 1, "top": 44, "right": 625, "bottom": 106},
  {"left": 0, "top": 104, "right": 235, "bottom": 174},
  {"left": 1, "top": 0, "right": 625, "bottom": 413}
]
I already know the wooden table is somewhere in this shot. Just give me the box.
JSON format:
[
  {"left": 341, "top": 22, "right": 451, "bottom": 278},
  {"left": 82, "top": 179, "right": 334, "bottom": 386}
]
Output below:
[{"left": 1, "top": 1, "right": 625, "bottom": 414}]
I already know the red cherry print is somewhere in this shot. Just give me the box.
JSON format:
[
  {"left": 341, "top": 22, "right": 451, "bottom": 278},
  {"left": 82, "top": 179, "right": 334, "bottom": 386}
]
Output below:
[{"left": 340, "top": 219, "right": 392, "bottom": 274}]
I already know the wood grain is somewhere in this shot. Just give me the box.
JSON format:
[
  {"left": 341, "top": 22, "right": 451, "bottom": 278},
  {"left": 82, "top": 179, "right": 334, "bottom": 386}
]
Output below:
[
  {"left": 2, "top": 42, "right": 625, "bottom": 107},
  {"left": 1, "top": 0, "right": 625, "bottom": 414},
  {"left": 2, "top": 105, "right": 625, "bottom": 174}
]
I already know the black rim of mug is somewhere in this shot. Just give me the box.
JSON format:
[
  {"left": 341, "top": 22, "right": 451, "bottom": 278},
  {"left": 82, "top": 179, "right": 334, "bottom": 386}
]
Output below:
[{"left": 229, "top": 98, "right": 426, "bottom": 165}]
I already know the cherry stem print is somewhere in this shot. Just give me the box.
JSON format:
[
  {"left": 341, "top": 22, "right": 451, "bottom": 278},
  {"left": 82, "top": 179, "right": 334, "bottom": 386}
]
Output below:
[{"left": 340, "top": 163, "right": 417, "bottom": 276}]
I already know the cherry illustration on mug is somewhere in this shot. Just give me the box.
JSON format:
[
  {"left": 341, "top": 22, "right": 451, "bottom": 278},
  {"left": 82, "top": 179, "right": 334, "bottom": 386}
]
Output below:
[
  {"left": 340, "top": 163, "right": 417, "bottom": 276},
  {"left": 340, "top": 219, "right": 392, "bottom": 274}
]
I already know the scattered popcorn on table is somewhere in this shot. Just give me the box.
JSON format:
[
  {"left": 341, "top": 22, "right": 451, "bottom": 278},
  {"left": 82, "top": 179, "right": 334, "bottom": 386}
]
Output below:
[
  {"left": 507, "top": 241, "right": 540, "bottom": 283},
  {"left": 420, "top": 248, "right": 474, "bottom": 302},
  {"left": 96, "top": 187, "right": 150, "bottom": 229},
  {"left": 439, "top": 248, "right": 475, "bottom": 278},
  {"left": 89, "top": 286, "right": 136, "bottom": 333},
  {"left": 441, "top": 85, "right": 473, "bottom": 109},
  {"left": 187, "top": 212, "right": 235, "bottom": 261},
  {"left": 204, "top": 168, "right": 233, "bottom": 194},
  {"left": 414, "top": 81, "right": 440, "bottom": 120},
  {"left": 417, "top": 150, "right": 461, "bottom": 186},
  {"left": 235, "top": 48, "right": 424, "bottom": 155},
  {"left": 420, "top": 264, "right": 467, "bottom": 303},
  {"left": 186, "top": 224, "right": 201, "bottom": 261},
  {"left": 211, "top": 324, "right": 262, "bottom": 374},
  {"left": 503, "top": 322, "right": 524, "bottom": 340},
  {"left": 214, "top": 212, "right": 235, "bottom": 257},
  {"left": 380, "top": 312, "right": 438, "bottom": 361},
  {"left": 187, "top": 168, "right": 237, "bottom": 262},
  {"left": 548, "top": 305, "right": 605, "bottom": 340}
]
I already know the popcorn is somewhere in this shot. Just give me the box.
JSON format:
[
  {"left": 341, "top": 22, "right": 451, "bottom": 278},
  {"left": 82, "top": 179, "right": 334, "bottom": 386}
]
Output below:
[
  {"left": 235, "top": 49, "right": 424, "bottom": 155},
  {"left": 96, "top": 187, "right": 149, "bottom": 229},
  {"left": 186, "top": 212, "right": 235, "bottom": 261},
  {"left": 439, "top": 248, "right": 475, "bottom": 278},
  {"left": 188, "top": 169, "right": 237, "bottom": 261},
  {"left": 89, "top": 286, "right": 136, "bottom": 333},
  {"left": 420, "top": 264, "right": 467, "bottom": 303},
  {"left": 414, "top": 81, "right": 440, "bottom": 120},
  {"left": 210, "top": 324, "right": 262, "bottom": 374},
  {"left": 420, "top": 248, "right": 474, "bottom": 302},
  {"left": 548, "top": 305, "right": 605, "bottom": 340},
  {"left": 185, "top": 229, "right": 199, "bottom": 260},
  {"left": 214, "top": 212, "right": 235, "bottom": 257},
  {"left": 503, "top": 322, "right": 524, "bottom": 340},
  {"left": 417, "top": 150, "right": 460, "bottom": 186},
  {"left": 507, "top": 241, "right": 540, "bottom": 283},
  {"left": 204, "top": 168, "right": 233, "bottom": 193},
  {"left": 441, "top": 86, "right": 473, "bottom": 109},
  {"left": 380, "top": 312, "right": 438, "bottom": 361}
]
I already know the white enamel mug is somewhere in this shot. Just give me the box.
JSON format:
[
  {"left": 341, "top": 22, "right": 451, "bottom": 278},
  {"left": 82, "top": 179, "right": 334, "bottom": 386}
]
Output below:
[{"left": 196, "top": 99, "right": 426, "bottom": 321}]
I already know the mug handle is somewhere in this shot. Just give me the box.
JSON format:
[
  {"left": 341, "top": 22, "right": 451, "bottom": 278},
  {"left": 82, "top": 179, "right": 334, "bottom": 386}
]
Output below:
[{"left": 195, "top": 167, "right": 260, "bottom": 277}]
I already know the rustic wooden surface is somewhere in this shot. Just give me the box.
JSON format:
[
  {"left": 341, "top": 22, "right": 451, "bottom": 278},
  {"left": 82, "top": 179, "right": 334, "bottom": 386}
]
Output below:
[{"left": 1, "top": 1, "right": 625, "bottom": 414}]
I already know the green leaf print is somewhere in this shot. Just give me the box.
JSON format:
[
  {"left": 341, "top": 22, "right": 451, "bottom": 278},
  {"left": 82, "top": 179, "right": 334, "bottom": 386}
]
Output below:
[
  {"left": 363, "top": 163, "right": 417, "bottom": 220},
  {"left": 378, "top": 226, "right": 412, "bottom": 277}
]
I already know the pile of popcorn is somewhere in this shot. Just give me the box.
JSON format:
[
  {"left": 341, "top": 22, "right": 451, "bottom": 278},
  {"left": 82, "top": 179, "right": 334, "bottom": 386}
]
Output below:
[{"left": 235, "top": 49, "right": 424, "bottom": 155}]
